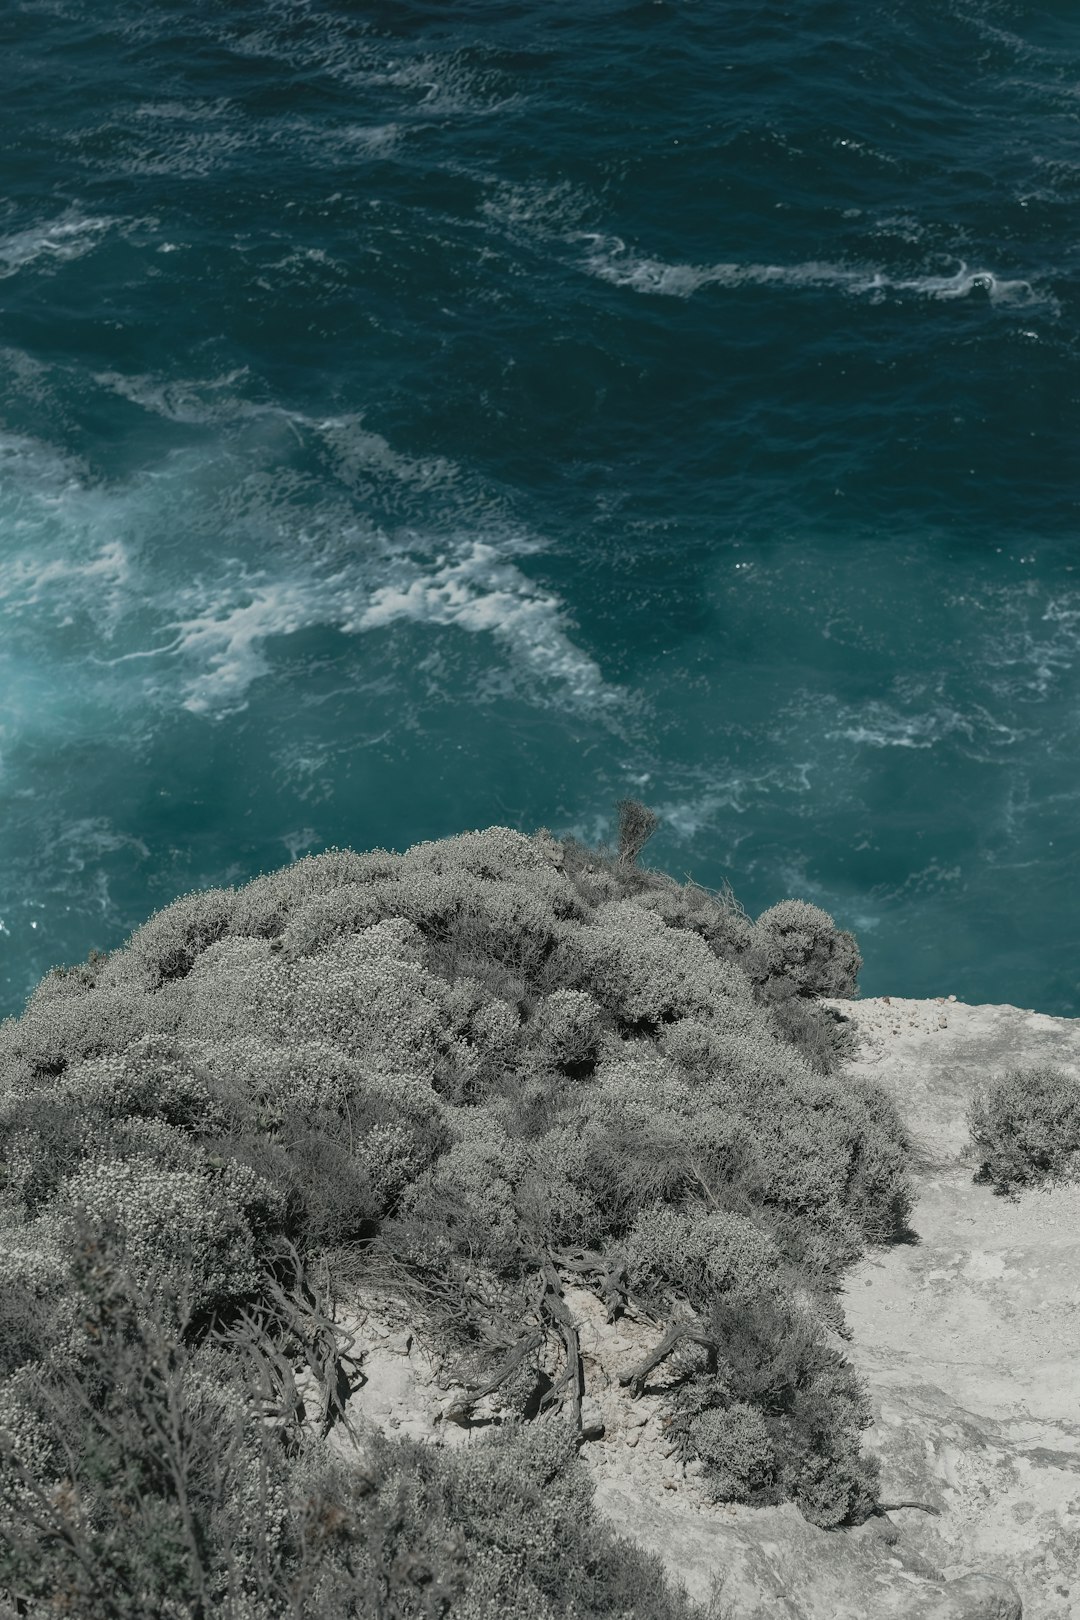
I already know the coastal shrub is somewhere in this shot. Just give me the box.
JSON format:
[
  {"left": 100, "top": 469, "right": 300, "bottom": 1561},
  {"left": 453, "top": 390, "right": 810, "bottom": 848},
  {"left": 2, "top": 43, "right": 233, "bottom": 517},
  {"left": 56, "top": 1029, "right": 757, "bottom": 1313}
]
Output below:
[
  {"left": 100, "top": 885, "right": 238, "bottom": 992},
  {"left": 967, "top": 1065, "right": 1080, "bottom": 1195},
  {"left": 0, "top": 982, "right": 174, "bottom": 1090},
  {"left": 0, "top": 810, "right": 915, "bottom": 1612},
  {"left": 657, "top": 1018, "right": 814, "bottom": 1103},
  {"left": 0, "top": 1091, "right": 95, "bottom": 1221},
  {"left": 0, "top": 1234, "right": 79, "bottom": 1379},
  {"left": 627, "top": 877, "right": 755, "bottom": 962},
  {"left": 0, "top": 1223, "right": 300, "bottom": 1620},
  {"left": 615, "top": 797, "right": 661, "bottom": 866},
  {"left": 557, "top": 836, "right": 629, "bottom": 908},
  {"left": 53, "top": 1153, "right": 281, "bottom": 1321},
  {"left": 405, "top": 826, "right": 557, "bottom": 881},
  {"left": 686, "top": 1401, "right": 776, "bottom": 1503},
  {"left": 558, "top": 900, "right": 754, "bottom": 1030},
  {"left": 280, "top": 1416, "right": 713, "bottom": 1620},
  {"left": 747, "top": 899, "right": 862, "bottom": 999},
  {"left": 622, "top": 1204, "right": 782, "bottom": 1316},
  {"left": 58, "top": 1037, "right": 232, "bottom": 1135},
  {"left": 525, "top": 988, "right": 608, "bottom": 1077},
  {"left": 282, "top": 881, "right": 395, "bottom": 958},
  {"left": 690, "top": 1288, "right": 879, "bottom": 1527},
  {"left": 400, "top": 1110, "right": 532, "bottom": 1273},
  {"left": 384, "top": 869, "right": 577, "bottom": 1001},
  {"left": 230, "top": 846, "right": 405, "bottom": 941},
  {"left": 187, "top": 1039, "right": 452, "bottom": 1234},
  {"left": 4, "top": 1244, "right": 712, "bottom": 1620},
  {"left": 740, "top": 1071, "right": 915, "bottom": 1267},
  {"left": 751, "top": 975, "right": 860, "bottom": 1075},
  {"left": 175, "top": 923, "right": 450, "bottom": 1080}
]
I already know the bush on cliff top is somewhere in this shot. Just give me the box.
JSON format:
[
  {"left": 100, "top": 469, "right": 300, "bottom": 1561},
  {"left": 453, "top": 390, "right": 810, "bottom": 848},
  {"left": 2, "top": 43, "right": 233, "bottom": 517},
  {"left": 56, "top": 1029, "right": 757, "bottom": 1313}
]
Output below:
[
  {"left": 0, "top": 807, "right": 919, "bottom": 1618},
  {"left": 967, "top": 1064, "right": 1080, "bottom": 1197}
]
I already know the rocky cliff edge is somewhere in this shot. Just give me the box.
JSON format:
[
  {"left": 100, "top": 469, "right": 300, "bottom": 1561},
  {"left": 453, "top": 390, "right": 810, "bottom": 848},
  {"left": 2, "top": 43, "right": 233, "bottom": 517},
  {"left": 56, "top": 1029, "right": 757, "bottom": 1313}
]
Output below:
[{"left": 292, "top": 996, "right": 1080, "bottom": 1620}]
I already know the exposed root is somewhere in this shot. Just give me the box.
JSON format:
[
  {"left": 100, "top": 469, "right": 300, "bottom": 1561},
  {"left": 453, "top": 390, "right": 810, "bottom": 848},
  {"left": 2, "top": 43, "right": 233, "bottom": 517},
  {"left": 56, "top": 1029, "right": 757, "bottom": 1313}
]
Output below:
[
  {"left": 548, "top": 1245, "right": 642, "bottom": 1324},
  {"left": 215, "top": 1236, "right": 365, "bottom": 1446},
  {"left": 441, "top": 1326, "right": 546, "bottom": 1425},
  {"left": 619, "top": 1322, "right": 720, "bottom": 1399},
  {"left": 534, "top": 1253, "right": 583, "bottom": 1433},
  {"left": 438, "top": 1247, "right": 633, "bottom": 1436}
]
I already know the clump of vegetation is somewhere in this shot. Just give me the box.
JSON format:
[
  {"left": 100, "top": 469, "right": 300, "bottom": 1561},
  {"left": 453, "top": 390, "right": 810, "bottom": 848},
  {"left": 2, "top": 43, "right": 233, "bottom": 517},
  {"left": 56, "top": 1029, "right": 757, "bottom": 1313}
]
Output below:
[
  {"left": 0, "top": 1212, "right": 709, "bottom": 1620},
  {"left": 0, "top": 802, "right": 925, "bottom": 1617},
  {"left": 966, "top": 1064, "right": 1080, "bottom": 1196}
]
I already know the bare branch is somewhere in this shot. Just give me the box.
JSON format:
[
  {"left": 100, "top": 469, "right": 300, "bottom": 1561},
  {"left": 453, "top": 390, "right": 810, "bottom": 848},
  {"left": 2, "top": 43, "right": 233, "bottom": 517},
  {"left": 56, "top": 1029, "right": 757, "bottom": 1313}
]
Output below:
[{"left": 619, "top": 1322, "right": 721, "bottom": 1399}]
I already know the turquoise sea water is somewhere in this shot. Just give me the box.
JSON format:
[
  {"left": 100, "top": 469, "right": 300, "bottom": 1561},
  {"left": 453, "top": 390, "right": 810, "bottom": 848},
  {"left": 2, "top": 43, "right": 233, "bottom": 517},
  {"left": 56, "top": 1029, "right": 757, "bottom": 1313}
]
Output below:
[{"left": 1, "top": 0, "right": 1078, "bottom": 1019}]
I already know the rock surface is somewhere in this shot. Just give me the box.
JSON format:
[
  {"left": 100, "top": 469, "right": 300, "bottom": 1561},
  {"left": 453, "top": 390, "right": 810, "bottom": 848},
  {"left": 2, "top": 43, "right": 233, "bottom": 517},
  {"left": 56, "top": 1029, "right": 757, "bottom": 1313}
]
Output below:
[
  {"left": 819, "top": 995, "right": 1080, "bottom": 1620},
  {"left": 309, "top": 996, "right": 1080, "bottom": 1618}
]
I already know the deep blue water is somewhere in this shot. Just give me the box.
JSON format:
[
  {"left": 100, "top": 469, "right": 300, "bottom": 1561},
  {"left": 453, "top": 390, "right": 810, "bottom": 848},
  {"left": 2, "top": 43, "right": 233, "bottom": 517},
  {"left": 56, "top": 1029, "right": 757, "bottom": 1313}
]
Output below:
[{"left": 2, "top": 0, "right": 1079, "bottom": 1019}]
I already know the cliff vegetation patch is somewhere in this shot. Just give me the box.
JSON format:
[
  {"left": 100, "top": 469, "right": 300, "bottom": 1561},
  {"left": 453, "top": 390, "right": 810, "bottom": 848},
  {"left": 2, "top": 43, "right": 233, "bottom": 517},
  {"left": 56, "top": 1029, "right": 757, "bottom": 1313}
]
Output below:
[{"left": 0, "top": 806, "right": 930, "bottom": 1618}]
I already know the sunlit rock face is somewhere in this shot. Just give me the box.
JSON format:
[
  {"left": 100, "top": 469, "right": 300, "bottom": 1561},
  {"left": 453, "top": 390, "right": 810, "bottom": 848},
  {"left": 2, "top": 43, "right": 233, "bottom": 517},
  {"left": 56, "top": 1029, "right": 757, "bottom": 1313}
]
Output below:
[
  {"left": 315, "top": 995, "right": 1078, "bottom": 1620},
  {"left": 817, "top": 995, "right": 1080, "bottom": 1620}
]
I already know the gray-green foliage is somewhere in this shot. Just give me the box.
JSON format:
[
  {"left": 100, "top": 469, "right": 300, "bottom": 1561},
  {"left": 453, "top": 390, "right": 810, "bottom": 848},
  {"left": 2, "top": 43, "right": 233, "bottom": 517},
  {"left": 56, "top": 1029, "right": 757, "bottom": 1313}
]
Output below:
[
  {"left": 966, "top": 1064, "right": 1080, "bottom": 1195},
  {"left": 622, "top": 1204, "right": 783, "bottom": 1315},
  {"left": 274, "top": 1411, "right": 716, "bottom": 1620},
  {"left": 747, "top": 899, "right": 862, "bottom": 999},
  {"left": 0, "top": 1217, "right": 718, "bottom": 1620},
  {"left": 0, "top": 818, "right": 919, "bottom": 1617},
  {"left": 686, "top": 1402, "right": 775, "bottom": 1503}
]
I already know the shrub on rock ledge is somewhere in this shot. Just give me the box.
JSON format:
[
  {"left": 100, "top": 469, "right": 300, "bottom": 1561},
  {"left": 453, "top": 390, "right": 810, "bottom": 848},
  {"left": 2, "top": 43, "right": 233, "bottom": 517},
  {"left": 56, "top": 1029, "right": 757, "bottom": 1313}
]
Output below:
[
  {"left": 967, "top": 1064, "right": 1080, "bottom": 1196},
  {"left": 748, "top": 898, "right": 862, "bottom": 1000},
  {"left": 0, "top": 813, "right": 921, "bottom": 1619}
]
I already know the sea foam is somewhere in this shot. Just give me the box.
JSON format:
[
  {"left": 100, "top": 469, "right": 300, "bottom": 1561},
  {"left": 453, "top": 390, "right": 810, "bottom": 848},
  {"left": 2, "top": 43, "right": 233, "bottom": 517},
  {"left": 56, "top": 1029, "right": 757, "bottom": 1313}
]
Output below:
[{"left": 575, "top": 234, "right": 1055, "bottom": 312}]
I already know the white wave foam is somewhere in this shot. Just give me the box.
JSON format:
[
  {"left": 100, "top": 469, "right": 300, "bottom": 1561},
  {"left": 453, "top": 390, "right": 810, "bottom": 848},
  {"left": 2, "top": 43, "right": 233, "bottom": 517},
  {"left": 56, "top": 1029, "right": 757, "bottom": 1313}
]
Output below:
[
  {"left": 333, "top": 122, "right": 401, "bottom": 157},
  {"left": 90, "top": 379, "right": 460, "bottom": 499},
  {"left": 0, "top": 213, "right": 114, "bottom": 279},
  {"left": 0, "top": 537, "right": 132, "bottom": 632},
  {"left": 824, "top": 700, "right": 977, "bottom": 750},
  {"left": 658, "top": 763, "right": 815, "bottom": 838},
  {"left": 978, "top": 585, "right": 1080, "bottom": 698},
  {"left": 0, "top": 422, "right": 618, "bottom": 724},
  {"left": 93, "top": 368, "right": 257, "bottom": 425},
  {"left": 575, "top": 233, "right": 1055, "bottom": 311},
  {"left": 146, "top": 536, "right": 614, "bottom": 719},
  {"left": 0, "top": 433, "right": 135, "bottom": 638},
  {"left": 308, "top": 413, "right": 459, "bottom": 497},
  {"left": 375, "top": 52, "right": 520, "bottom": 118},
  {"left": 349, "top": 540, "right": 614, "bottom": 706},
  {"left": 869, "top": 860, "right": 963, "bottom": 903},
  {"left": 482, "top": 179, "right": 596, "bottom": 235},
  {"left": 818, "top": 688, "right": 1031, "bottom": 755}
]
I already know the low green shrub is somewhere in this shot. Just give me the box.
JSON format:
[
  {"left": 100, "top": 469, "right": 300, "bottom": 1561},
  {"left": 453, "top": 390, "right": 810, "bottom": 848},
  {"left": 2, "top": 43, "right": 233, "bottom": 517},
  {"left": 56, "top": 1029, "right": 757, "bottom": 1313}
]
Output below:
[
  {"left": 669, "top": 1287, "right": 880, "bottom": 1528},
  {"left": 0, "top": 1215, "right": 722, "bottom": 1620},
  {"left": 743, "top": 1072, "right": 916, "bottom": 1266},
  {"left": 283, "top": 1411, "right": 723, "bottom": 1620},
  {"left": 524, "top": 988, "right": 608, "bottom": 1078},
  {"left": 0, "top": 809, "right": 922, "bottom": 1620},
  {"left": 622, "top": 1203, "right": 782, "bottom": 1316},
  {"left": 747, "top": 899, "right": 862, "bottom": 1000},
  {"left": 556, "top": 899, "right": 754, "bottom": 1031},
  {"left": 615, "top": 797, "right": 661, "bottom": 866},
  {"left": 685, "top": 1401, "right": 776, "bottom": 1503},
  {"left": 967, "top": 1065, "right": 1080, "bottom": 1195}
]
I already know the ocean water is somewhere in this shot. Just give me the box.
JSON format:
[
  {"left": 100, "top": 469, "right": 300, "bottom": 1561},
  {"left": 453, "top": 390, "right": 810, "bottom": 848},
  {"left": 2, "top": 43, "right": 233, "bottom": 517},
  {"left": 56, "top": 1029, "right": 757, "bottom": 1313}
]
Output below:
[{"left": 1, "top": 0, "right": 1078, "bottom": 1020}]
